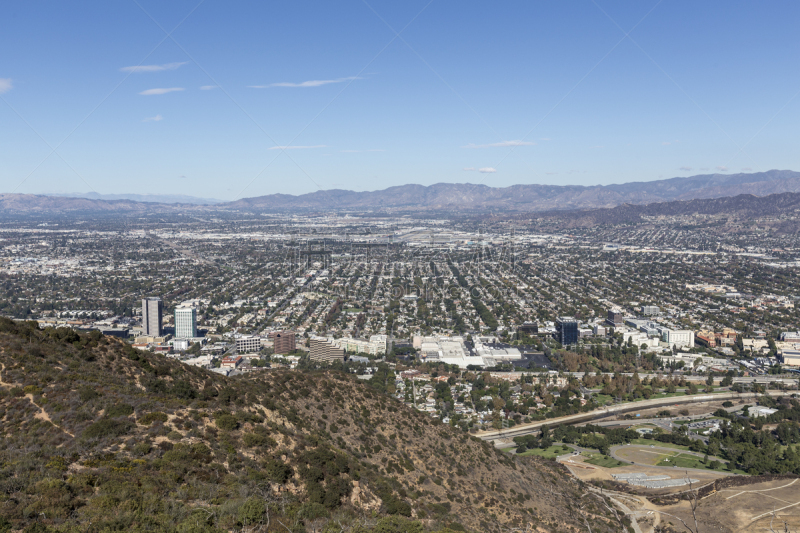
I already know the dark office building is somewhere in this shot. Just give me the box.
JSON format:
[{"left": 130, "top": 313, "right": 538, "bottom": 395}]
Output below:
[
  {"left": 556, "top": 317, "right": 579, "bottom": 346},
  {"left": 518, "top": 322, "right": 539, "bottom": 335},
  {"left": 606, "top": 308, "right": 623, "bottom": 327}
]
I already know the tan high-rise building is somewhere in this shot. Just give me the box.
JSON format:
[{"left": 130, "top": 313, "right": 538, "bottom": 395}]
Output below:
[
  {"left": 309, "top": 337, "right": 345, "bottom": 363},
  {"left": 268, "top": 331, "right": 296, "bottom": 354},
  {"left": 142, "top": 297, "right": 163, "bottom": 337}
]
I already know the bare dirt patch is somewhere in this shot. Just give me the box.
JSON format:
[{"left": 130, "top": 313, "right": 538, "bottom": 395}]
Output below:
[{"left": 653, "top": 477, "right": 800, "bottom": 532}]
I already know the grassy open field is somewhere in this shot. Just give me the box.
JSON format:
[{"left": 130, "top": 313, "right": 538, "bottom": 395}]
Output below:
[
  {"left": 615, "top": 445, "right": 748, "bottom": 475},
  {"left": 627, "top": 438, "right": 693, "bottom": 450},
  {"left": 582, "top": 452, "right": 624, "bottom": 468},
  {"left": 512, "top": 445, "right": 572, "bottom": 459}
]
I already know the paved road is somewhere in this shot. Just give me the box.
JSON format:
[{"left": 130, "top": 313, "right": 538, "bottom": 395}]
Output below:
[
  {"left": 492, "top": 370, "right": 800, "bottom": 384},
  {"left": 476, "top": 390, "right": 792, "bottom": 441}
]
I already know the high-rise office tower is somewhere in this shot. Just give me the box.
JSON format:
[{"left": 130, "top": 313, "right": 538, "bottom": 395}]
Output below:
[
  {"left": 142, "top": 297, "right": 163, "bottom": 336},
  {"left": 556, "top": 316, "right": 579, "bottom": 346},
  {"left": 175, "top": 306, "right": 197, "bottom": 339},
  {"left": 268, "top": 331, "right": 296, "bottom": 354},
  {"left": 607, "top": 308, "right": 623, "bottom": 326}
]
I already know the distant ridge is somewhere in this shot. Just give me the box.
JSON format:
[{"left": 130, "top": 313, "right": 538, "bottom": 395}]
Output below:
[
  {"left": 3, "top": 170, "right": 800, "bottom": 214},
  {"left": 527, "top": 191, "right": 800, "bottom": 229},
  {"left": 0, "top": 194, "right": 158, "bottom": 213},
  {"left": 51, "top": 192, "right": 224, "bottom": 205},
  {"left": 225, "top": 169, "right": 800, "bottom": 212}
]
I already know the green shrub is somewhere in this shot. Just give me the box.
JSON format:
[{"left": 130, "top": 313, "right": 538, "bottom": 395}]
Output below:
[
  {"left": 242, "top": 432, "right": 276, "bottom": 448},
  {"left": 298, "top": 502, "right": 328, "bottom": 520},
  {"left": 78, "top": 385, "right": 99, "bottom": 403},
  {"left": 83, "top": 419, "right": 134, "bottom": 440},
  {"left": 106, "top": 403, "right": 134, "bottom": 418},
  {"left": 23, "top": 385, "right": 42, "bottom": 395},
  {"left": 131, "top": 442, "right": 151, "bottom": 456},
  {"left": 213, "top": 412, "right": 238, "bottom": 431},
  {"left": 173, "top": 380, "right": 197, "bottom": 400},
  {"left": 379, "top": 491, "right": 412, "bottom": 516},
  {"left": 138, "top": 411, "right": 168, "bottom": 425},
  {"left": 374, "top": 516, "right": 423, "bottom": 533},
  {"left": 167, "top": 430, "right": 183, "bottom": 441},
  {"left": 238, "top": 497, "right": 266, "bottom": 526},
  {"left": 263, "top": 457, "right": 293, "bottom": 483}
]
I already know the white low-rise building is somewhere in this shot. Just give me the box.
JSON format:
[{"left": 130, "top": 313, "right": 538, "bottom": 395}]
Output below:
[{"left": 658, "top": 327, "right": 695, "bottom": 349}]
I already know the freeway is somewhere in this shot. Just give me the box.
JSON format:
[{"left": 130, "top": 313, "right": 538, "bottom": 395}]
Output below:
[
  {"left": 475, "top": 390, "right": 793, "bottom": 441},
  {"left": 495, "top": 369, "right": 800, "bottom": 385}
]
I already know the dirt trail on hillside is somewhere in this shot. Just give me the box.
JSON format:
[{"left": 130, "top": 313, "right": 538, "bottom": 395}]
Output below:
[{"left": 0, "top": 361, "right": 75, "bottom": 438}]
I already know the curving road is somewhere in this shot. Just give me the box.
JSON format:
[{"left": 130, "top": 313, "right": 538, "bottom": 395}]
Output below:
[{"left": 476, "top": 390, "right": 793, "bottom": 441}]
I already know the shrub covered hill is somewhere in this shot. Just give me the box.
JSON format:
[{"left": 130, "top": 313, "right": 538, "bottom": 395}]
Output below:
[{"left": 0, "top": 319, "right": 620, "bottom": 533}]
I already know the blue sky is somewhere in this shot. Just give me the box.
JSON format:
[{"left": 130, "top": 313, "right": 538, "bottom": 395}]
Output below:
[{"left": 2, "top": 1, "right": 800, "bottom": 200}]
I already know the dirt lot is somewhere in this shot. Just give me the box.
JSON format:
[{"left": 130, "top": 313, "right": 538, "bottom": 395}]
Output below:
[{"left": 654, "top": 478, "right": 800, "bottom": 532}]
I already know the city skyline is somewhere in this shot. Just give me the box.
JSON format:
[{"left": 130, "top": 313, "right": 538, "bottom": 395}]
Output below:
[{"left": 3, "top": 1, "right": 800, "bottom": 199}]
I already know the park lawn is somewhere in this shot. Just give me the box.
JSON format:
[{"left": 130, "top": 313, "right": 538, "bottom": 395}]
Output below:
[
  {"left": 583, "top": 453, "right": 625, "bottom": 468},
  {"left": 628, "top": 439, "right": 694, "bottom": 451},
  {"left": 515, "top": 445, "right": 572, "bottom": 459},
  {"left": 656, "top": 452, "right": 707, "bottom": 470},
  {"left": 592, "top": 394, "right": 613, "bottom": 406},
  {"left": 630, "top": 424, "right": 661, "bottom": 433},
  {"left": 655, "top": 452, "right": 748, "bottom": 475}
]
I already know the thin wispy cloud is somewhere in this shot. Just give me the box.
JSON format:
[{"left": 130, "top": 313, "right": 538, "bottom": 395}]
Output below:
[
  {"left": 340, "top": 149, "right": 385, "bottom": 153},
  {"left": 121, "top": 62, "right": 188, "bottom": 73},
  {"left": 478, "top": 167, "right": 497, "bottom": 173},
  {"left": 139, "top": 87, "right": 185, "bottom": 96},
  {"left": 142, "top": 114, "right": 163, "bottom": 122},
  {"left": 679, "top": 166, "right": 692, "bottom": 171},
  {"left": 716, "top": 166, "right": 728, "bottom": 171},
  {"left": 0, "top": 78, "right": 12, "bottom": 94},
  {"left": 463, "top": 140, "right": 535, "bottom": 149},
  {"left": 741, "top": 167, "right": 753, "bottom": 171},
  {"left": 268, "top": 145, "right": 326, "bottom": 150},
  {"left": 249, "top": 76, "right": 361, "bottom": 89},
  {"left": 200, "top": 85, "right": 218, "bottom": 90}
]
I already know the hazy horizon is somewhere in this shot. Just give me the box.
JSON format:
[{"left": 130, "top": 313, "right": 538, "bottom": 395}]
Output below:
[{"left": 3, "top": 2, "right": 800, "bottom": 200}]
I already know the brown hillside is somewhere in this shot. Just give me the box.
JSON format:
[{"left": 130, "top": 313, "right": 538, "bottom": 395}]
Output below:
[{"left": 0, "top": 319, "right": 623, "bottom": 532}]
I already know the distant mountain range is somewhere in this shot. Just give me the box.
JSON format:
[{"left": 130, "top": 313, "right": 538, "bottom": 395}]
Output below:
[
  {"left": 227, "top": 169, "right": 800, "bottom": 212},
  {"left": 50, "top": 192, "right": 224, "bottom": 205},
  {"left": 527, "top": 191, "right": 800, "bottom": 229},
  {"left": 0, "top": 194, "right": 154, "bottom": 213},
  {"left": 3, "top": 169, "right": 800, "bottom": 214}
]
